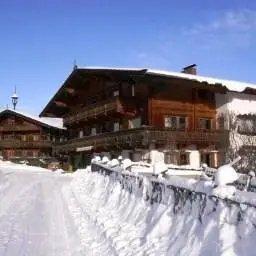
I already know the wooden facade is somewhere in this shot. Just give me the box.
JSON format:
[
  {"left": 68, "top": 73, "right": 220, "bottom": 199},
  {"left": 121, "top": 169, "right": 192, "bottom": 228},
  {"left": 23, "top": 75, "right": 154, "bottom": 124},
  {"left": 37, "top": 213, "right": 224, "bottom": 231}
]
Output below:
[
  {"left": 40, "top": 67, "right": 229, "bottom": 169},
  {"left": 0, "top": 109, "right": 65, "bottom": 164}
]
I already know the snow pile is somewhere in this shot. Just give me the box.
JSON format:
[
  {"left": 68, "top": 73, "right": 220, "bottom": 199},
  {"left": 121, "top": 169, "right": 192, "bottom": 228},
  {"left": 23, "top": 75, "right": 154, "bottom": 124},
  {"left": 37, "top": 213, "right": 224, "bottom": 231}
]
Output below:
[
  {"left": 0, "top": 160, "right": 51, "bottom": 173},
  {"left": 63, "top": 166, "right": 256, "bottom": 256}
]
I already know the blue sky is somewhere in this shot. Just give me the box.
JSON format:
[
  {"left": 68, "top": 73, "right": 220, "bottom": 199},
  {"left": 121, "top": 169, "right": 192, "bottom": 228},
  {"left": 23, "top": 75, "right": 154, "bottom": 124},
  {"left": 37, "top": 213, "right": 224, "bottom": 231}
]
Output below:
[{"left": 1, "top": 0, "right": 256, "bottom": 114}]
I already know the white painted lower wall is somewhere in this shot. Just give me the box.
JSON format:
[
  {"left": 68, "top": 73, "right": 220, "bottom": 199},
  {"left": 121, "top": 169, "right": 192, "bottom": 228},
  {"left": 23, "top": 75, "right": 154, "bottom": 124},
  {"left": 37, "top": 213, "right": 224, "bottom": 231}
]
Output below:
[
  {"left": 150, "top": 150, "right": 165, "bottom": 164},
  {"left": 188, "top": 151, "right": 201, "bottom": 169}
]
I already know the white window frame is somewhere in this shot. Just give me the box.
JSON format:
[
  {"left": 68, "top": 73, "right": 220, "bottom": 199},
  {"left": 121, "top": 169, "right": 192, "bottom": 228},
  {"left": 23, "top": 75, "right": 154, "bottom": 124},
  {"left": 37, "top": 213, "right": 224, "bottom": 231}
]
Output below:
[
  {"left": 164, "top": 116, "right": 188, "bottom": 129},
  {"left": 199, "top": 118, "right": 212, "bottom": 129}
]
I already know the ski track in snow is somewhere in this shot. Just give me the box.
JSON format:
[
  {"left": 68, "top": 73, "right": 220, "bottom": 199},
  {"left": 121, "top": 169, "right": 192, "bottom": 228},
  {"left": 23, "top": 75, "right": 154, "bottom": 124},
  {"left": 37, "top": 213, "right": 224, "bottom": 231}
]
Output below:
[{"left": 0, "top": 169, "right": 80, "bottom": 256}]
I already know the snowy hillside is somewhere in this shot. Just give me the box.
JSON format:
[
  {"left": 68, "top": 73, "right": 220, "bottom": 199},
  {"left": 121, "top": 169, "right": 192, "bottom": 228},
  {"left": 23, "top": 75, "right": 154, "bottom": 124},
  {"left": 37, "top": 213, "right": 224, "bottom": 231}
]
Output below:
[{"left": 63, "top": 164, "right": 256, "bottom": 256}]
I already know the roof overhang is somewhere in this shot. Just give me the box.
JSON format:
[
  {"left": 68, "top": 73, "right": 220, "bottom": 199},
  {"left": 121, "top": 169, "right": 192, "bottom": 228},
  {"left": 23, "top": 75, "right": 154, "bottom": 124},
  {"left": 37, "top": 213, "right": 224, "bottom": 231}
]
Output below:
[
  {"left": 39, "top": 67, "right": 147, "bottom": 118},
  {"left": 40, "top": 66, "right": 256, "bottom": 118}
]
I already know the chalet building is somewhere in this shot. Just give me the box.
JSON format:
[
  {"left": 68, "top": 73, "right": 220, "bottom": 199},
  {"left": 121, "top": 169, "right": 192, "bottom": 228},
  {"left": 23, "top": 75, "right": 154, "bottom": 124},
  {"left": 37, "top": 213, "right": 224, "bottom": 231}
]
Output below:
[
  {"left": 0, "top": 109, "right": 66, "bottom": 165},
  {"left": 40, "top": 64, "right": 254, "bottom": 170}
]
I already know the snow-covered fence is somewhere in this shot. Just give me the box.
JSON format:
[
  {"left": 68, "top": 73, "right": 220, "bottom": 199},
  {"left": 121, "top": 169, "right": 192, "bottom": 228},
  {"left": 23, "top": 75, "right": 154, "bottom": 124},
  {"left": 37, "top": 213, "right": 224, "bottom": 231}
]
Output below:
[
  {"left": 91, "top": 163, "right": 256, "bottom": 209},
  {"left": 66, "top": 164, "right": 256, "bottom": 255}
]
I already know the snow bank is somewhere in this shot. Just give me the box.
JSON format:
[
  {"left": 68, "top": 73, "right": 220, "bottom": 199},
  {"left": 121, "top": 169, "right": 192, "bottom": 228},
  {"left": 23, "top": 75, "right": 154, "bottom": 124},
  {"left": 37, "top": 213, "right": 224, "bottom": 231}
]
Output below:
[
  {"left": 0, "top": 160, "right": 52, "bottom": 173},
  {"left": 63, "top": 165, "right": 256, "bottom": 256}
]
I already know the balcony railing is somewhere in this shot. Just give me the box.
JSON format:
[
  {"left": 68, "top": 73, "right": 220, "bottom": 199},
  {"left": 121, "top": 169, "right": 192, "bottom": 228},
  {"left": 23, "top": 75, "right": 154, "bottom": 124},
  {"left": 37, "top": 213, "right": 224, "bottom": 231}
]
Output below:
[
  {"left": 54, "top": 127, "right": 229, "bottom": 152},
  {"left": 63, "top": 98, "right": 120, "bottom": 126},
  {"left": 0, "top": 139, "right": 53, "bottom": 148},
  {"left": 63, "top": 96, "right": 139, "bottom": 126}
]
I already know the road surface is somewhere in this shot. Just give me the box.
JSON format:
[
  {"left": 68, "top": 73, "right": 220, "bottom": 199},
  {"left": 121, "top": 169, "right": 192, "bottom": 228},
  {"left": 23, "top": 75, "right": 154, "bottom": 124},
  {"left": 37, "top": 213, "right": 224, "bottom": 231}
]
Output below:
[{"left": 0, "top": 168, "right": 81, "bottom": 256}]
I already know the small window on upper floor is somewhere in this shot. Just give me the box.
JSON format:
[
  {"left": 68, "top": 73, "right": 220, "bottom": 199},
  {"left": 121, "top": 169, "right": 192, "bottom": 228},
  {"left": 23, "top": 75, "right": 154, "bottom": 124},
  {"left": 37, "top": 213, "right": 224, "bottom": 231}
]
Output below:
[
  {"left": 164, "top": 116, "right": 178, "bottom": 129},
  {"left": 113, "top": 90, "right": 119, "bottom": 97},
  {"left": 217, "top": 115, "right": 225, "bottom": 130},
  {"left": 179, "top": 117, "right": 187, "bottom": 129},
  {"left": 237, "top": 116, "right": 256, "bottom": 134},
  {"left": 199, "top": 118, "right": 212, "bottom": 129}
]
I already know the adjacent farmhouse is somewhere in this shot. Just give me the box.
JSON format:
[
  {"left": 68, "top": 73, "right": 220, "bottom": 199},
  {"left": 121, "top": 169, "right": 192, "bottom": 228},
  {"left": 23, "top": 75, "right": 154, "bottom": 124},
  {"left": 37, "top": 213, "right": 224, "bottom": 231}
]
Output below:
[{"left": 0, "top": 109, "right": 66, "bottom": 165}]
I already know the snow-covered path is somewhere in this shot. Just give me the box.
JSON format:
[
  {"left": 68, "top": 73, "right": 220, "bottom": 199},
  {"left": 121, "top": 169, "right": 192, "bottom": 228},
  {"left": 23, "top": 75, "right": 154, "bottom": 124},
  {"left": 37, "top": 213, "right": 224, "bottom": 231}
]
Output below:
[{"left": 0, "top": 168, "right": 80, "bottom": 256}]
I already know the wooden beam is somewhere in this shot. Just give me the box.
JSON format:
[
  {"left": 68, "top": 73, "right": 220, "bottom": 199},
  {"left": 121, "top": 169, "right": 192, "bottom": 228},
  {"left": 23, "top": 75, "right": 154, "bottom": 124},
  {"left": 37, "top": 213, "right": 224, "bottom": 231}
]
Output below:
[
  {"left": 54, "top": 101, "right": 68, "bottom": 108},
  {"left": 65, "top": 88, "right": 75, "bottom": 95},
  {"left": 43, "top": 113, "right": 56, "bottom": 117},
  {"left": 64, "top": 87, "right": 87, "bottom": 96}
]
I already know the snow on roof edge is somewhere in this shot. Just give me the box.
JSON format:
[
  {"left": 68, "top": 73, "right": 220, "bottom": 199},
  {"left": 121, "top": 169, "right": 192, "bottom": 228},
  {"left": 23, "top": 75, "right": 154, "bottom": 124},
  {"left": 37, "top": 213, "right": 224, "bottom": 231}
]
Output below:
[
  {"left": 80, "top": 66, "right": 256, "bottom": 93},
  {"left": 0, "top": 109, "right": 65, "bottom": 130},
  {"left": 78, "top": 66, "right": 146, "bottom": 72},
  {"left": 147, "top": 69, "right": 256, "bottom": 93}
]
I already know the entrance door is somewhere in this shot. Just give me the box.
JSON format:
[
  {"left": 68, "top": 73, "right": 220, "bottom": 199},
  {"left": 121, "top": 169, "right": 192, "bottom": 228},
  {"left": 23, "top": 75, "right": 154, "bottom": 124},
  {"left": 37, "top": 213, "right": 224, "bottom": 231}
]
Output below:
[{"left": 201, "top": 153, "right": 211, "bottom": 167}]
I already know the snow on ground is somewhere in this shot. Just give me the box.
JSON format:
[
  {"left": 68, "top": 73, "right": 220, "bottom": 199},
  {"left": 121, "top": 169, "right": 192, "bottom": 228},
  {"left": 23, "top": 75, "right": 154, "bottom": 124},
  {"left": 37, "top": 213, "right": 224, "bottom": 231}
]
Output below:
[
  {"left": 1, "top": 159, "right": 256, "bottom": 255},
  {"left": 63, "top": 165, "right": 256, "bottom": 256},
  {"left": 0, "top": 161, "right": 81, "bottom": 256}
]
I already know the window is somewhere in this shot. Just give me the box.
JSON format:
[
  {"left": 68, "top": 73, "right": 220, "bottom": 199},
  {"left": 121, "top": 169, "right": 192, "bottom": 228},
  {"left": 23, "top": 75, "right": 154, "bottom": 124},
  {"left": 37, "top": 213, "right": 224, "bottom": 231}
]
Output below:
[
  {"left": 237, "top": 117, "right": 256, "bottom": 134},
  {"left": 15, "top": 150, "right": 22, "bottom": 157},
  {"left": 22, "top": 150, "right": 27, "bottom": 157},
  {"left": 179, "top": 117, "right": 186, "bottom": 129},
  {"left": 79, "top": 130, "right": 84, "bottom": 138},
  {"left": 129, "top": 117, "right": 141, "bottom": 129},
  {"left": 199, "top": 118, "right": 212, "bottom": 129},
  {"left": 96, "top": 124, "right": 102, "bottom": 134},
  {"left": 91, "top": 127, "right": 97, "bottom": 136},
  {"left": 34, "top": 135, "right": 39, "bottom": 141},
  {"left": 84, "top": 126, "right": 91, "bottom": 136},
  {"left": 33, "top": 151, "right": 38, "bottom": 158},
  {"left": 113, "top": 90, "right": 119, "bottom": 97},
  {"left": 179, "top": 153, "right": 188, "bottom": 165},
  {"left": 217, "top": 115, "right": 225, "bottom": 130},
  {"left": 114, "top": 122, "right": 120, "bottom": 132},
  {"left": 165, "top": 116, "right": 177, "bottom": 128},
  {"left": 164, "top": 116, "right": 188, "bottom": 129},
  {"left": 27, "top": 150, "right": 33, "bottom": 157}
]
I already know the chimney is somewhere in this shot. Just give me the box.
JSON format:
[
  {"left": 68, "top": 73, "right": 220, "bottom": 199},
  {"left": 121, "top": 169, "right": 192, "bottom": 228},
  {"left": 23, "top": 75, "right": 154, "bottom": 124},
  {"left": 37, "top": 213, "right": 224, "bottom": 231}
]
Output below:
[{"left": 182, "top": 64, "right": 197, "bottom": 75}]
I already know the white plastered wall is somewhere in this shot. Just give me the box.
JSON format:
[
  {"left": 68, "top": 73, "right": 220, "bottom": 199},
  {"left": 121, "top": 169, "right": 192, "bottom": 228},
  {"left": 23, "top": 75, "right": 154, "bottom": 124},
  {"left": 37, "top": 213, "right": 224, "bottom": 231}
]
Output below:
[{"left": 215, "top": 91, "right": 256, "bottom": 153}]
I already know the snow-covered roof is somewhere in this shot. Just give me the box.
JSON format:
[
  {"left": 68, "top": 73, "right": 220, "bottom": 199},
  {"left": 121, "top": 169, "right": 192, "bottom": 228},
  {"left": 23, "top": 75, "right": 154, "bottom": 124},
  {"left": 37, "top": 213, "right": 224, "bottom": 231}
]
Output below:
[
  {"left": 82, "top": 66, "right": 256, "bottom": 92},
  {"left": 40, "top": 66, "right": 256, "bottom": 117},
  {"left": 0, "top": 109, "right": 65, "bottom": 130}
]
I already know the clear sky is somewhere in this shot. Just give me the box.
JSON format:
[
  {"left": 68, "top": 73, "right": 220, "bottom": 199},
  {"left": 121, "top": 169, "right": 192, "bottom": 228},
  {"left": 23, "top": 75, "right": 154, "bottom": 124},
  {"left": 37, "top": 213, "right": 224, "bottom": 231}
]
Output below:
[{"left": 1, "top": 0, "right": 256, "bottom": 114}]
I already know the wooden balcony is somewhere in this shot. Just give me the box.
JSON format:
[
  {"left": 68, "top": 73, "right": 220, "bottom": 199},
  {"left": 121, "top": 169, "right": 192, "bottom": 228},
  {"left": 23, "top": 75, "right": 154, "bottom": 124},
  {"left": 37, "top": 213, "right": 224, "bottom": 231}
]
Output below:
[
  {"left": 63, "top": 98, "right": 120, "bottom": 126},
  {"left": 54, "top": 127, "right": 229, "bottom": 152},
  {"left": 0, "top": 139, "right": 53, "bottom": 149},
  {"left": 63, "top": 97, "right": 138, "bottom": 126}
]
